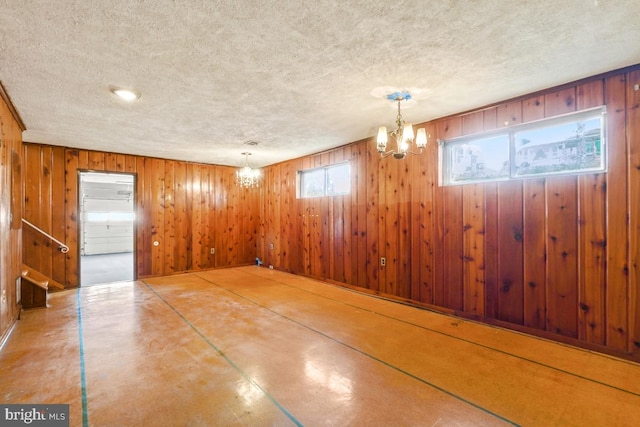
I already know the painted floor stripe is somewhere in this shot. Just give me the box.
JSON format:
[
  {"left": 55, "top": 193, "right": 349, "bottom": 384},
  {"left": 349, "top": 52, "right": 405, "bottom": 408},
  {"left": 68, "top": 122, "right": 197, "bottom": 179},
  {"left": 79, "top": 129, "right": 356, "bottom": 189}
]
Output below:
[
  {"left": 141, "top": 280, "right": 304, "bottom": 427},
  {"left": 241, "top": 268, "right": 640, "bottom": 398},
  {"left": 77, "top": 289, "right": 89, "bottom": 427},
  {"left": 194, "top": 273, "right": 518, "bottom": 426}
]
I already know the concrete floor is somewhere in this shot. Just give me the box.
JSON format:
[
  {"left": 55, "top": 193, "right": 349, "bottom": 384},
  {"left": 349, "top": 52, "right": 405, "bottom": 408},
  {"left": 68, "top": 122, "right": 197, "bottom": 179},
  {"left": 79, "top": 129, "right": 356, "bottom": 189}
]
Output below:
[
  {"left": 1, "top": 266, "right": 639, "bottom": 426},
  {"left": 80, "top": 252, "right": 134, "bottom": 286}
]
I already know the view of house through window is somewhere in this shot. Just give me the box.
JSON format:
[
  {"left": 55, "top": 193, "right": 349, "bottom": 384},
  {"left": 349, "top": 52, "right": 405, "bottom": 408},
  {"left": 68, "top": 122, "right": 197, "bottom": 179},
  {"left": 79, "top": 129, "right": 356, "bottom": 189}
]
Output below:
[
  {"left": 299, "top": 162, "right": 351, "bottom": 198},
  {"left": 441, "top": 106, "right": 606, "bottom": 186}
]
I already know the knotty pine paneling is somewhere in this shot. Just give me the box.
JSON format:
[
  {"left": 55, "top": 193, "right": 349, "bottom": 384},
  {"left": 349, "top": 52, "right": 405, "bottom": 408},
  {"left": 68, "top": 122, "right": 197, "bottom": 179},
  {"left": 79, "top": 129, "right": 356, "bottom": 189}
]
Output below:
[
  {"left": 353, "top": 144, "right": 367, "bottom": 288},
  {"left": 439, "top": 116, "right": 464, "bottom": 311},
  {"left": 64, "top": 149, "right": 80, "bottom": 287},
  {"left": 0, "top": 85, "right": 24, "bottom": 343},
  {"left": 461, "top": 111, "right": 485, "bottom": 315},
  {"left": 259, "top": 66, "right": 640, "bottom": 361},
  {"left": 22, "top": 144, "right": 259, "bottom": 287},
  {"left": 628, "top": 70, "right": 640, "bottom": 358},
  {"left": 544, "top": 88, "right": 579, "bottom": 338},
  {"left": 337, "top": 148, "right": 350, "bottom": 284},
  {"left": 576, "top": 80, "right": 606, "bottom": 345},
  {"left": 604, "top": 75, "right": 630, "bottom": 352},
  {"left": 546, "top": 177, "right": 579, "bottom": 337},
  {"left": 521, "top": 95, "right": 547, "bottom": 331},
  {"left": 378, "top": 151, "right": 391, "bottom": 295},
  {"left": 496, "top": 180, "right": 525, "bottom": 325},
  {"left": 522, "top": 178, "right": 546, "bottom": 329},
  {"left": 365, "top": 143, "right": 380, "bottom": 292}
]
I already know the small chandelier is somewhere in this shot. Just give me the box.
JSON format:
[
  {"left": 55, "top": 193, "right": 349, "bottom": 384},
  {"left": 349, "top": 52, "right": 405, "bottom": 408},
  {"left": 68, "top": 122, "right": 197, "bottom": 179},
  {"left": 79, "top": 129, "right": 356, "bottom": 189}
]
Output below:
[
  {"left": 236, "top": 152, "right": 261, "bottom": 188},
  {"left": 376, "top": 91, "right": 427, "bottom": 159}
]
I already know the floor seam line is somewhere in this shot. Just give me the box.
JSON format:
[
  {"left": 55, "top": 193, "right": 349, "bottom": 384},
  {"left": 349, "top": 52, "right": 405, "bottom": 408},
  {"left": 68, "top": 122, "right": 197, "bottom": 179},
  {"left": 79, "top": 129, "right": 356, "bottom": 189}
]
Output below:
[
  {"left": 237, "top": 267, "right": 640, "bottom": 398},
  {"left": 77, "top": 289, "right": 90, "bottom": 427},
  {"left": 192, "top": 272, "right": 518, "bottom": 426},
  {"left": 140, "top": 279, "right": 303, "bottom": 427}
]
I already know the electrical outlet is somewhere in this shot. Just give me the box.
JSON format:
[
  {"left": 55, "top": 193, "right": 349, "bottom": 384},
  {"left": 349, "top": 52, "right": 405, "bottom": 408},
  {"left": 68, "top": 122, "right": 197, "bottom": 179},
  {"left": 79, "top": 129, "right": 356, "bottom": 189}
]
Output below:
[
  {"left": 210, "top": 248, "right": 215, "bottom": 255},
  {"left": 380, "top": 257, "right": 386, "bottom": 266},
  {"left": 269, "top": 243, "right": 274, "bottom": 250}
]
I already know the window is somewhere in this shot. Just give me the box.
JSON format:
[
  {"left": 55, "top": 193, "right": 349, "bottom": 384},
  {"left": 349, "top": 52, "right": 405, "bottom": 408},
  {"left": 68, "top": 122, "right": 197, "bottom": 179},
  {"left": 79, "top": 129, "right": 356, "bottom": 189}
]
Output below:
[
  {"left": 445, "top": 134, "right": 510, "bottom": 184},
  {"left": 299, "top": 162, "right": 351, "bottom": 198},
  {"left": 441, "top": 106, "right": 606, "bottom": 186},
  {"left": 86, "top": 212, "right": 135, "bottom": 222}
]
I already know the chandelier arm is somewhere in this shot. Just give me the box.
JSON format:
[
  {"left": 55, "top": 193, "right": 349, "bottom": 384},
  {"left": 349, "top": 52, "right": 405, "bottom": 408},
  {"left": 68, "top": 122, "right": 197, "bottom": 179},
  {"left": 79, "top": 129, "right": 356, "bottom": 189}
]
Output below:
[
  {"left": 378, "top": 150, "right": 397, "bottom": 159},
  {"left": 404, "top": 148, "right": 424, "bottom": 156}
]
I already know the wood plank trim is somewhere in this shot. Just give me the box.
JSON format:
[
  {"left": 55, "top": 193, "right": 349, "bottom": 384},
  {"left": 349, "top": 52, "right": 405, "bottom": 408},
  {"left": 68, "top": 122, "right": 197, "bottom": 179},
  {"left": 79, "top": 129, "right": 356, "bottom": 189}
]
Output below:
[{"left": 0, "top": 81, "right": 26, "bottom": 131}]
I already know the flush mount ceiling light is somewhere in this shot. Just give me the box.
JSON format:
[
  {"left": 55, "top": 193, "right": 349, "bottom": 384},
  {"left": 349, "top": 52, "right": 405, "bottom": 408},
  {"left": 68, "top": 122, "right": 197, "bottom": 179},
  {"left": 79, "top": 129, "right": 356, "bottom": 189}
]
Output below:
[
  {"left": 236, "top": 152, "right": 261, "bottom": 188},
  {"left": 109, "top": 86, "right": 140, "bottom": 101},
  {"left": 375, "top": 90, "right": 428, "bottom": 160}
]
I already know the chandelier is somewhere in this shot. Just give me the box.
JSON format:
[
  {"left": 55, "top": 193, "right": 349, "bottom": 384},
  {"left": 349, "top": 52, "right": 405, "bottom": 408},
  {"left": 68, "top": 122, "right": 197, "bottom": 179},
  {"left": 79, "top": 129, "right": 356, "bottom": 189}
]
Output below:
[
  {"left": 236, "top": 152, "right": 261, "bottom": 188},
  {"left": 376, "top": 91, "right": 427, "bottom": 159}
]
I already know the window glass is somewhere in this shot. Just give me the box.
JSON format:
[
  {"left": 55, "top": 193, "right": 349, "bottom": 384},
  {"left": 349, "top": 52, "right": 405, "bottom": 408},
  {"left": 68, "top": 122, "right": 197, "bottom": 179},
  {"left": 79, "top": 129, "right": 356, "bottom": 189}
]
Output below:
[
  {"left": 86, "top": 212, "right": 135, "bottom": 222},
  {"left": 326, "top": 163, "right": 350, "bottom": 196},
  {"left": 514, "top": 115, "right": 604, "bottom": 177},
  {"left": 109, "top": 212, "right": 136, "bottom": 222},
  {"left": 299, "top": 162, "right": 351, "bottom": 198},
  {"left": 301, "top": 168, "right": 326, "bottom": 198},
  {"left": 87, "top": 212, "right": 108, "bottom": 222},
  {"left": 440, "top": 107, "right": 606, "bottom": 186},
  {"left": 446, "top": 134, "right": 510, "bottom": 185}
]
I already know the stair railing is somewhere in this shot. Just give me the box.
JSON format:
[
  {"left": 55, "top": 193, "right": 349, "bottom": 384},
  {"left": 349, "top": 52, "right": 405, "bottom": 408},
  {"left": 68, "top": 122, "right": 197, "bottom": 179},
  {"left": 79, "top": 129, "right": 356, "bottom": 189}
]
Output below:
[{"left": 21, "top": 219, "right": 70, "bottom": 253}]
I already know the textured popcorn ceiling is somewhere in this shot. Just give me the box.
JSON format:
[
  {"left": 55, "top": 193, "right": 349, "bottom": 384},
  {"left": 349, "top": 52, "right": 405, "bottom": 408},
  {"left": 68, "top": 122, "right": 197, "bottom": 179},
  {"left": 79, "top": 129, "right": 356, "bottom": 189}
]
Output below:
[{"left": 1, "top": 0, "right": 639, "bottom": 167}]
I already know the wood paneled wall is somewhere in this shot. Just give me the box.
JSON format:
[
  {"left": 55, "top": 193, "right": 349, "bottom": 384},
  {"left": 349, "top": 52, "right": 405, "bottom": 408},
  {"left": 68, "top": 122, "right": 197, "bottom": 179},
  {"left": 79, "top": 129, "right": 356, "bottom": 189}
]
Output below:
[
  {"left": 22, "top": 145, "right": 260, "bottom": 287},
  {"left": 0, "top": 84, "right": 24, "bottom": 343},
  {"left": 258, "top": 67, "right": 640, "bottom": 360}
]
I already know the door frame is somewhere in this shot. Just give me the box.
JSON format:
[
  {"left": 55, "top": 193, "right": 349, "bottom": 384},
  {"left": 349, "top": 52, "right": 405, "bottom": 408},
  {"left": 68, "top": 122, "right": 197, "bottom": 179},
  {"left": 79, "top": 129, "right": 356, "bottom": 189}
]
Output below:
[{"left": 78, "top": 170, "right": 137, "bottom": 286}]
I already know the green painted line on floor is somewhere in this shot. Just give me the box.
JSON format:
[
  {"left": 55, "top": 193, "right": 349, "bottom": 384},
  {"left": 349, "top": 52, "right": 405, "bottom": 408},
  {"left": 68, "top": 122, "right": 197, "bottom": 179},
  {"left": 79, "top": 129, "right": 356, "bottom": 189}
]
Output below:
[
  {"left": 198, "top": 272, "right": 518, "bottom": 426},
  {"left": 77, "top": 289, "right": 90, "bottom": 427},
  {"left": 142, "top": 280, "right": 304, "bottom": 427}
]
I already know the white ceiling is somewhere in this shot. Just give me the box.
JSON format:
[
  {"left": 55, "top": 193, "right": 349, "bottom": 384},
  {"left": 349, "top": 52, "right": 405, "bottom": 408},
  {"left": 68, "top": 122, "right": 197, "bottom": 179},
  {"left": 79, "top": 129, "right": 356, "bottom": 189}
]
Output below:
[{"left": 1, "top": 0, "right": 639, "bottom": 168}]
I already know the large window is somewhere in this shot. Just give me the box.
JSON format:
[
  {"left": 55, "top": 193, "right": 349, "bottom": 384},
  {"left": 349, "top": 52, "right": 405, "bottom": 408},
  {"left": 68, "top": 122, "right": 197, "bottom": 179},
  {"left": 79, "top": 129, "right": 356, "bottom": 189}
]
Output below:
[
  {"left": 440, "top": 106, "right": 606, "bottom": 186},
  {"left": 299, "top": 162, "right": 351, "bottom": 198}
]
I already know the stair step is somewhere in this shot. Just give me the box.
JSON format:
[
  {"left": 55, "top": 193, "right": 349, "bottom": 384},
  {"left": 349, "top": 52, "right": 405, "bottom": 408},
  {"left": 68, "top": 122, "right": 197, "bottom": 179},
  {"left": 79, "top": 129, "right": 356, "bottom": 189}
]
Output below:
[
  {"left": 21, "top": 273, "right": 49, "bottom": 290},
  {"left": 21, "top": 264, "right": 64, "bottom": 290},
  {"left": 20, "top": 265, "right": 50, "bottom": 309}
]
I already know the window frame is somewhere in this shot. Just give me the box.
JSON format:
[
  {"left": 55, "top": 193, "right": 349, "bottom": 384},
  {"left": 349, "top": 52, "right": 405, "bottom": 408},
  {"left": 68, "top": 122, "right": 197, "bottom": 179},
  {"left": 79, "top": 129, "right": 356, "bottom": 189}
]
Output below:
[
  {"left": 297, "top": 161, "right": 351, "bottom": 199},
  {"left": 439, "top": 106, "right": 607, "bottom": 186}
]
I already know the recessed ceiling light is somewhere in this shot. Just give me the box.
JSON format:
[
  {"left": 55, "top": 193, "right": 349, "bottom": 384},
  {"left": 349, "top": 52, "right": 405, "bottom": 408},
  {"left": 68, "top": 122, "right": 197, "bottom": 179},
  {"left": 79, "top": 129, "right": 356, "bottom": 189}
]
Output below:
[{"left": 110, "top": 86, "right": 140, "bottom": 101}]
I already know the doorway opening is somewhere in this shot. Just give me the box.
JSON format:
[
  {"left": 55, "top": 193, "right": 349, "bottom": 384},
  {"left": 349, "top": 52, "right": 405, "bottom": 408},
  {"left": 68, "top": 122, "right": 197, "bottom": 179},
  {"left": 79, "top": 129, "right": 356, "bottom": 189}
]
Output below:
[{"left": 79, "top": 172, "right": 135, "bottom": 286}]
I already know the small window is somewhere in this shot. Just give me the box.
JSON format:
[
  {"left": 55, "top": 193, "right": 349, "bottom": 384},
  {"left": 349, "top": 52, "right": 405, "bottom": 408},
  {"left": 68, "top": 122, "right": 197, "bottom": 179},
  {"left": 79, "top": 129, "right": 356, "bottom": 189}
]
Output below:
[
  {"left": 299, "top": 162, "right": 351, "bottom": 198},
  {"left": 513, "top": 113, "right": 605, "bottom": 178},
  {"left": 87, "top": 212, "right": 109, "bottom": 222},
  {"left": 443, "top": 134, "right": 510, "bottom": 185},
  {"left": 86, "top": 212, "right": 135, "bottom": 222},
  {"left": 109, "top": 212, "right": 136, "bottom": 222},
  {"left": 440, "top": 106, "right": 606, "bottom": 186}
]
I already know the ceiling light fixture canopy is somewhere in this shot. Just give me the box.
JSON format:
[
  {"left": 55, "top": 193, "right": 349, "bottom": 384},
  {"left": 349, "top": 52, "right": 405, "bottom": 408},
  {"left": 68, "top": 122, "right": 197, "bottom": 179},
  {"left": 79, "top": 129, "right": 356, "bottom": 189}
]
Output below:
[
  {"left": 236, "top": 152, "right": 261, "bottom": 188},
  {"left": 376, "top": 91, "right": 427, "bottom": 159}
]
